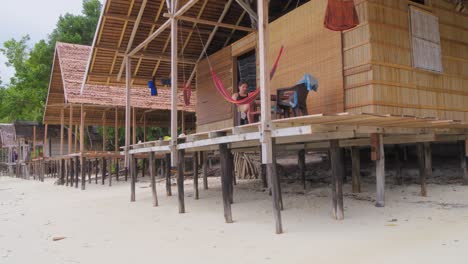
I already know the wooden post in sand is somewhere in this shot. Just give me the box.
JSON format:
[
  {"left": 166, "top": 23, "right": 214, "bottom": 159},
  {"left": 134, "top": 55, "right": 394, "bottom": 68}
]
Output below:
[
  {"left": 102, "top": 158, "right": 107, "bottom": 185},
  {"left": 177, "top": 149, "right": 186, "bottom": 213},
  {"left": 95, "top": 159, "right": 99, "bottom": 184},
  {"left": 165, "top": 153, "right": 172, "bottom": 196},
  {"left": 351, "top": 146, "right": 361, "bottom": 193},
  {"left": 202, "top": 151, "right": 209, "bottom": 189},
  {"left": 394, "top": 145, "right": 403, "bottom": 185},
  {"left": 193, "top": 152, "right": 199, "bottom": 200},
  {"left": 462, "top": 140, "right": 468, "bottom": 185},
  {"left": 130, "top": 155, "right": 136, "bottom": 202},
  {"left": 372, "top": 133, "right": 385, "bottom": 207},
  {"left": 109, "top": 158, "right": 113, "bottom": 187},
  {"left": 219, "top": 143, "right": 233, "bottom": 223},
  {"left": 330, "top": 140, "right": 344, "bottom": 220},
  {"left": 417, "top": 143, "right": 428, "bottom": 197},
  {"left": 75, "top": 156, "right": 79, "bottom": 188},
  {"left": 298, "top": 149, "right": 306, "bottom": 189},
  {"left": 150, "top": 151, "right": 158, "bottom": 207}
]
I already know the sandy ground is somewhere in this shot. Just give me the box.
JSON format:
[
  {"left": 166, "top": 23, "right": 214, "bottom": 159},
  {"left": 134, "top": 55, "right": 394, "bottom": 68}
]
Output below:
[{"left": 1, "top": 173, "right": 468, "bottom": 264}]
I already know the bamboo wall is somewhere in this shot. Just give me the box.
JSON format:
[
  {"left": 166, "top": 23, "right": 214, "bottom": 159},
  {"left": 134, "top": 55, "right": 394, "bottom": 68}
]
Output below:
[
  {"left": 196, "top": 0, "right": 344, "bottom": 132},
  {"left": 345, "top": 0, "right": 468, "bottom": 120}
]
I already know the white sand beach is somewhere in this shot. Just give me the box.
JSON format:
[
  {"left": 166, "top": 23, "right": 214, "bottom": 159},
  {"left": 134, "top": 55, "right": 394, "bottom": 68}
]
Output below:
[{"left": 1, "top": 172, "right": 468, "bottom": 264}]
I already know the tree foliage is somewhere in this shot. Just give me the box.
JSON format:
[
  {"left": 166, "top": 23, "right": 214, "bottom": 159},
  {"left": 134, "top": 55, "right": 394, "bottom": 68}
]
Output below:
[{"left": 0, "top": 0, "right": 101, "bottom": 122}]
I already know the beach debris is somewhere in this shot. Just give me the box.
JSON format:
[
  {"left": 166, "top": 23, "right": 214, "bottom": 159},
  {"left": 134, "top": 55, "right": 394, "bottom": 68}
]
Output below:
[
  {"left": 385, "top": 224, "right": 397, "bottom": 227},
  {"left": 52, "top": 236, "right": 66, "bottom": 241},
  {"left": 388, "top": 219, "right": 398, "bottom": 222}
]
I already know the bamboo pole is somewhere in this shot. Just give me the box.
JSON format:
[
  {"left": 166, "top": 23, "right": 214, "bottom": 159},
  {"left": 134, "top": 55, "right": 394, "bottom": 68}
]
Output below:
[
  {"left": 43, "top": 124, "right": 48, "bottom": 157},
  {"left": 103, "top": 111, "right": 107, "bottom": 151},
  {"left": 125, "top": 57, "right": 132, "bottom": 169},
  {"left": 68, "top": 104, "right": 73, "bottom": 155}
]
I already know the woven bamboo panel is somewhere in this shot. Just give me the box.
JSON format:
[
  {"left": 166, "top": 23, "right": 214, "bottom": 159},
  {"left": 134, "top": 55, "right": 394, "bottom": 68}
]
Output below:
[
  {"left": 196, "top": 46, "right": 234, "bottom": 128},
  {"left": 346, "top": 0, "right": 468, "bottom": 121},
  {"left": 269, "top": 0, "right": 344, "bottom": 114}
]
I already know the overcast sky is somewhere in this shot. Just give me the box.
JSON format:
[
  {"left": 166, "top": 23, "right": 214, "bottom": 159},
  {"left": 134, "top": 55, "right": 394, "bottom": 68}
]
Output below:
[{"left": 0, "top": 0, "right": 86, "bottom": 84}]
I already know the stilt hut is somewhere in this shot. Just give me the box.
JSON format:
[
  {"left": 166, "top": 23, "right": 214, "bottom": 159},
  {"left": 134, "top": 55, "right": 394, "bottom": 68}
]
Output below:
[
  {"left": 43, "top": 42, "right": 195, "bottom": 189},
  {"left": 81, "top": 0, "right": 468, "bottom": 233}
]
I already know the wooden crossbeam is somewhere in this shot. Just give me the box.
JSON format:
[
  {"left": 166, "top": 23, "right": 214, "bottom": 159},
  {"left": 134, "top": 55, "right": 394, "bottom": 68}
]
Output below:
[{"left": 163, "top": 14, "right": 254, "bottom": 32}]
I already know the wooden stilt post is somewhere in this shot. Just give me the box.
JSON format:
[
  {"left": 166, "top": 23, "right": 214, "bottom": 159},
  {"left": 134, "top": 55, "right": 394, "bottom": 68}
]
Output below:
[
  {"left": 88, "top": 159, "right": 92, "bottom": 183},
  {"left": 109, "top": 158, "right": 113, "bottom": 187},
  {"left": 394, "top": 145, "right": 403, "bottom": 185},
  {"left": 170, "top": 0, "right": 179, "bottom": 168},
  {"left": 219, "top": 143, "right": 233, "bottom": 223},
  {"left": 258, "top": 0, "right": 281, "bottom": 234},
  {"left": 330, "top": 140, "right": 344, "bottom": 220},
  {"left": 165, "top": 153, "right": 172, "bottom": 196},
  {"left": 102, "top": 158, "right": 107, "bottom": 185},
  {"left": 150, "top": 151, "right": 158, "bottom": 206},
  {"left": 131, "top": 155, "right": 136, "bottom": 202},
  {"left": 417, "top": 143, "right": 427, "bottom": 197},
  {"left": 202, "top": 151, "right": 208, "bottom": 189},
  {"left": 102, "top": 111, "right": 107, "bottom": 151},
  {"left": 372, "top": 133, "right": 385, "bottom": 207},
  {"left": 424, "top": 142, "right": 432, "bottom": 180},
  {"left": 44, "top": 124, "right": 48, "bottom": 158},
  {"left": 351, "top": 146, "right": 361, "bottom": 193},
  {"left": 75, "top": 156, "right": 79, "bottom": 188},
  {"left": 298, "top": 149, "right": 306, "bottom": 189},
  {"left": 193, "top": 152, "right": 199, "bottom": 200},
  {"left": 80, "top": 105, "right": 86, "bottom": 190},
  {"left": 177, "top": 149, "right": 185, "bottom": 213},
  {"left": 462, "top": 140, "right": 468, "bottom": 185},
  {"left": 124, "top": 56, "right": 132, "bottom": 183},
  {"left": 115, "top": 107, "right": 119, "bottom": 182}
]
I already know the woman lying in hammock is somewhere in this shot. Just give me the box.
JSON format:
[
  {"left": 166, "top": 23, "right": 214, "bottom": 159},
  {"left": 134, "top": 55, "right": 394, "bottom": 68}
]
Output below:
[{"left": 232, "top": 81, "right": 254, "bottom": 125}]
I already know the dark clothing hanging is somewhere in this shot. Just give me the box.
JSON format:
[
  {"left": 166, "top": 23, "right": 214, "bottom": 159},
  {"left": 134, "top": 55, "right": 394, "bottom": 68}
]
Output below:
[{"left": 324, "top": 0, "right": 359, "bottom": 31}]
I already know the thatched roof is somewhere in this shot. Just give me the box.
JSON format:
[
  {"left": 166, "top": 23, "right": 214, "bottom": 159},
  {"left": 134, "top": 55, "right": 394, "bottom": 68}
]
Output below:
[{"left": 44, "top": 42, "right": 196, "bottom": 127}]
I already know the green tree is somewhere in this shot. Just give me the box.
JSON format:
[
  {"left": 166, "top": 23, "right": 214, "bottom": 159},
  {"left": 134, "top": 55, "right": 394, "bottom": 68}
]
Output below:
[{"left": 0, "top": 0, "right": 101, "bottom": 122}]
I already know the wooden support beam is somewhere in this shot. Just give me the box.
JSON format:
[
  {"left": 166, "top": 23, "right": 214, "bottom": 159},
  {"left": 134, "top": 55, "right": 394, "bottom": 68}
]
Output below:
[
  {"left": 258, "top": 0, "right": 281, "bottom": 234},
  {"left": 219, "top": 143, "right": 233, "bottom": 223},
  {"left": 80, "top": 105, "right": 86, "bottom": 190},
  {"left": 74, "top": 124, "right": 78, "bottom": 153},
  {"left": 116, "top": 0, "right": 149, "bottom": 80},
  {"left": 130, "top": 155, "right": 136, "bottom": 202},
  {"left": 170, "top": 1, "right": 179, "bottom": 167},
  {"left": 125, "top": 57, "right": 132, "bottom": 169},
  {"left": 102, "top": 111, "right": 107, "bottom": 151},
  {"left": 44, "top": 124, "right": 48, "bottom": 157},
  {"left": 185, "top": 0, "right": 234, "bottom": 89},
  {"left": 75, "top": 156, "right": 79, "bottom": 188},
  {"left": 115, "top": 108, "right": 119, "bottom": 152},
  {"left": 417, "top": 143, "right": 428, "bottom": 197},
  {"left": 351, "top": 146, "right": 361, "bottom": 193},
  {"left": 394, "top": 145, "right": 403, "bottom": 185},
  {"left": 150, "top": 151, "right": 158, "bottom": 206},
  {"left": 462, "top": 140, "right": 468, "bottom": 185},
  {"left": 193, "top": 152, "right": 199, "bottom": 200},
  {"left": 164, "top": 13, "right": 254, "bottom": 32},
  {"left": 126, "top": 0, "right": 200, "bottom": 58},
  {"left": 330, "top": 140, "right": 344, "bottom": 220},
  {"left": 132, "top": 107, "right": 137, "bottom": 145},
  {"left": 102, "top": 158, "right": 107, "bottom": 185},
  {"left": 202, "top": 151, "right": 208, "bottom": 189},
  {"left": 68, "top": 104, "right": 73, "bottom": 155},
  {"left": 165, "top": 153, "right": 172, "bottom": 196},
  {"left": 235, "top": 0, "right": 257, "bottom": 23},
  {"left": 33, "top": 125, "right": 36, "bottom": 155},
  {"left": 373, "top": 133, "right": 385, "bottom": 207},
  {"left": 298, "top": 149, "right": 306, "bottom": 189},
  {"left": 177, "top": 149, "right": 186, "bottom": 213}
]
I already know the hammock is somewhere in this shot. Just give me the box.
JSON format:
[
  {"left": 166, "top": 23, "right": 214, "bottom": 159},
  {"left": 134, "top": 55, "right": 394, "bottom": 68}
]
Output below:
[{"left": 210, "top": 46, "right": 284, "bottom": 106}]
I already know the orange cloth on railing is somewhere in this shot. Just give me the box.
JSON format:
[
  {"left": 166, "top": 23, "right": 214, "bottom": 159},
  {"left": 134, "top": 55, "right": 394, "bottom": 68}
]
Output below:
[{"left": 324, "top": 0, "right": 359, "bottom": 31}]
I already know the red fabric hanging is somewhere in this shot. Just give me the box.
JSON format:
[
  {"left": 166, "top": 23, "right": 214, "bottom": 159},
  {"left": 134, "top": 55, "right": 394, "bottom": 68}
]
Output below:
[
  {"left": 183, "top": 82, "right": 191, "bottom": 106},
  {"left": 324, "top": 0, "right": 359, "bottom": 31}
]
